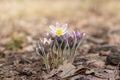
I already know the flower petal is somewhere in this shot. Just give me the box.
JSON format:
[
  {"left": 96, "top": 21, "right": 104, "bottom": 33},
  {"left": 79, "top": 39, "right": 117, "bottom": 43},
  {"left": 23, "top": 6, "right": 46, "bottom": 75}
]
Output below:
[
  {"left": 62, "top": 24, "right": 68, "bottom": 32},
  {"left": 49, "top": 25, "right": 56, "bottom": 31},
  {"left": 82, "top": 33, "right": 86, "bottom": 37},
  {"left": 51, "top": 30, "right": 56, "bottom": 35},
  {"left": 62, "top": 31, "right": 67, "bottom": 35},
  {"left": 56, "top": 22, "right": 60, "bottom": 28}
]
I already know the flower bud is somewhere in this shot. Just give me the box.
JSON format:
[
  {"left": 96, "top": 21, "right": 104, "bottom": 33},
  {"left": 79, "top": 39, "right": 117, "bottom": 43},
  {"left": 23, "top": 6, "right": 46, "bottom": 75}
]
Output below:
[
  {"left": 36, "top": 38, "right": 52, "bottom": 56},
  {"left": 73, "top": 30, "right": 85, "bottom": 39}
]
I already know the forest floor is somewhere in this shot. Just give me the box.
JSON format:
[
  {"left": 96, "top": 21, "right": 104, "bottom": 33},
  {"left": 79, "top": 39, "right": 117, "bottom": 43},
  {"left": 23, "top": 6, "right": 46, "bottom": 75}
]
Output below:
[{"left": 0, "top": 0, "right": 120, "bottom": 80}]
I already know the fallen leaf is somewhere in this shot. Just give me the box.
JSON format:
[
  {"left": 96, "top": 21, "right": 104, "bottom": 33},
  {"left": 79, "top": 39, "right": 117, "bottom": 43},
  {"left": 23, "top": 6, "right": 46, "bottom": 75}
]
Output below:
[{"left": 57, "top": 61, "right": 76, "bottom": 78}]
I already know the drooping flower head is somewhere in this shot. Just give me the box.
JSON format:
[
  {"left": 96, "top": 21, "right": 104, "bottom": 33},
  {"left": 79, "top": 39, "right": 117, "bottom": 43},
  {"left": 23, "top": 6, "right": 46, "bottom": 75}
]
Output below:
[{"left": 49, "top": 22, "right": 68, "bottom": 36}]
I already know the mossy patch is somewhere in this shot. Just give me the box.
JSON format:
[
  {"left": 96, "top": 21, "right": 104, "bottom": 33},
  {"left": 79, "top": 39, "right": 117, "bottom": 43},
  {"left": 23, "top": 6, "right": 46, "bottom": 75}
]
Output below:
[{"left": 6, "top": 33, "right": 25, "bottom": 50}]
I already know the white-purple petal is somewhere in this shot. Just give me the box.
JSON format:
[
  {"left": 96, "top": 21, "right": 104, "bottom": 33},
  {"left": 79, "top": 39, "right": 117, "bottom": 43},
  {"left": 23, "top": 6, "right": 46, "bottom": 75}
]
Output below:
[
  {"left": 56, "top": 22, "right": 60, "bottom": 28},
  {"left": 49, "top": 25, "right": 56, "bottom": 31},
  {"left": 62, "top": 24, "right": 68, "bottom": 32},
  {"left": 51, "top": 30, "right": 56, "bottom": 35}
]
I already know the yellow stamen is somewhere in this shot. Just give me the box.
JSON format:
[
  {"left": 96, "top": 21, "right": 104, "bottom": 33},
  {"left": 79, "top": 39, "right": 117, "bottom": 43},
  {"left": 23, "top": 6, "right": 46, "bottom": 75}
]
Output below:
[{"left": 56, "top": 28, "right": 63, "bottom": 35}]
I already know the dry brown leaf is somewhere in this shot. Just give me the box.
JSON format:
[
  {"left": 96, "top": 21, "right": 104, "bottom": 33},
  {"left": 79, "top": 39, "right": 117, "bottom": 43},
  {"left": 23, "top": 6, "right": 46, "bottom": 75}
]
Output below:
[
  {"left": 57, "top": 61, "right": 76, "bottom": 78},
  {"left": 85, "top": 69, "right": 94, "bottom": 75}
]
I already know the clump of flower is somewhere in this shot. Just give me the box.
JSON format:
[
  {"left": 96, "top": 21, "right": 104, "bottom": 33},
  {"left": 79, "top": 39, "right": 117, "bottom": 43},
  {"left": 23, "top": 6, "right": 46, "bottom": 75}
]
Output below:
[{"left": 36, "top": 23, "right": 85, "bottom": 72}]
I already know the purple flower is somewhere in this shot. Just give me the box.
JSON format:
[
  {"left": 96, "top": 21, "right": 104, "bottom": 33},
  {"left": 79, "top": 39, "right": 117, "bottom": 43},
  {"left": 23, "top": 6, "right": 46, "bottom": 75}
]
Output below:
[
  {"left": 73, "top": 30, "right": 85, "bottom": 39},
  {"left": 63, "top": 32, "right": 76, "bottom": 49},
  {"left": 63, "top": 32, "right": 75, "bottom": 42},
  {"left": 46, "top": 33, "right": 52, "bottom": 39},
  {"left": 63, "top": 31, "right": 85, "bottom": 49},
  {"left": 68, "top": 33, "right": 75, "bottom": 42},
  {"left": 36, "top": 38, "right": 52, "bottom": 56},
  {"left": 40, "top": 38, "right": 52, "bottom": 46}
]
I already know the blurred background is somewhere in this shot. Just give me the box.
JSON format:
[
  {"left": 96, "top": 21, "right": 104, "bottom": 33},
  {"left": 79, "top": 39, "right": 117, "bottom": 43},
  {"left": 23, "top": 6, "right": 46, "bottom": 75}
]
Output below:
[{"left": 0, "top": 0, "right": 120, "bottom": 50}]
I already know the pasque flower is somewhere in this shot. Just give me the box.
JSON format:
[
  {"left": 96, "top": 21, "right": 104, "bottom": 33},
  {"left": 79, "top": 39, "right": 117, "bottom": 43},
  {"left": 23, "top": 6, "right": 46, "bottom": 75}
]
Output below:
[
  {"left": 36, "top": 38, "right": 52, "bottom": 72},
  {"left": 46, "top": 33, "right": 55, "bottom": 40},
  {"left": 36, "top": 23, "right": 85, "bottom": 72},
  {"left": 49, "top": 22, "right": 68, "bottom": 36},
  {"left": 62, "top": 31, "right": 85, "bottom": 62},
  {"left": 63, "top": 32, "right": 76, "bottom": 49},
  {"left": 41, "top": 38, "right": 52, "bottom": 46},
  {"left": 46, "top": 33, "right": 52, "bottom": 39},
  {"left": 73, "top": 30, "right": 85, "bottom": 39},
  {"left": 73, "top": 30, "right": 85, "bottom": 48},
  {"left": 36, "top": 38, "right": 52, "bottom": 56}
]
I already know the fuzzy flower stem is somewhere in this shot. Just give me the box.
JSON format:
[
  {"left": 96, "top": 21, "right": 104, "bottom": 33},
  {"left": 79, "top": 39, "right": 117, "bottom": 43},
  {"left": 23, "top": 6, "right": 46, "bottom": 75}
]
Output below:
[
  {"left": 61, "top": 50, "right": 64, "bottom": 63},
  {"left": 72, "top": 35, "right": 85, "bottom": 63},
  {"left": 60, "top": 44, "right": 64, "bottom": 64},
  {"left": 53, "top": 46, "right": 58, "bottom": 68},
  {"left": 71, "top": 48, "right": 76, "bottom": 63},
  {"left": 41, "top": 55, "right": 50, "bottom": 72},
  {"left": 41, "top": 48, "right": 50, "bottom": 72},
  {"left": 57, "top": 45, "right": 60, "bottom": 64},
  {"left": 45, "top": 54, "right": 50, "bottom": 72}
]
